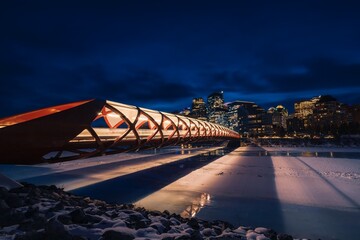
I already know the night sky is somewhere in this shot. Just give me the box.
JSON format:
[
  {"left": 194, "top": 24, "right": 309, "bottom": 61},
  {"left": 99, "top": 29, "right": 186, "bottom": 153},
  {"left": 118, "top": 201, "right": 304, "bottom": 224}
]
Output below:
[{"left": 1, "top": 1, "right": 360, "bottom": 118}]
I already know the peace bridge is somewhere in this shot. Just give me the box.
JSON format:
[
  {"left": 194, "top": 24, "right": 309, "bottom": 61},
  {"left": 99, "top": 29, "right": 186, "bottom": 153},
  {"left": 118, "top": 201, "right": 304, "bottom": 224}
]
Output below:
[{"left": 0, "top": 99, "right": 239, "bottom": 164}]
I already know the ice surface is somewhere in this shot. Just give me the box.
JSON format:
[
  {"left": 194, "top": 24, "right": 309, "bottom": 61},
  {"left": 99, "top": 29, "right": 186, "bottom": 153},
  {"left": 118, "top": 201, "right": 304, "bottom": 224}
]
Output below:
[{"left": 135, "top": 146, "right": 360, "bottom": 239}]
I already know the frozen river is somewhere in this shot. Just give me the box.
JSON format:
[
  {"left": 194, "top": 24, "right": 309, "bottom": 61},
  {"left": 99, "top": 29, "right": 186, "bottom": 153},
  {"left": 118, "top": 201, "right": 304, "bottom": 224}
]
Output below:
[
  {"left": 1, "top": 145, "right": 359, "bottom": 239},
  {"left": 134, "top": 146, "right": 360, "bottom": 240}
]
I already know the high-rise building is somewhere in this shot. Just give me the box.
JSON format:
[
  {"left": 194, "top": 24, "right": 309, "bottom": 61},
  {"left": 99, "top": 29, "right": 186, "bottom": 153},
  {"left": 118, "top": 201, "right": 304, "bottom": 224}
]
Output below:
[
  {"left": 190, "top": 97, "right": 207, "bottom": 121},
  {"left": 268, "top": 105, "right": 288, "bottom": 130},
  {"left": 294, "top": 96, "right": 320, "bottom": 120},
  {"left": 286, "top": 114, "right": 305, "bottom": 134},
  {"left": 312, "top": 95, "right": 349, "bottom": 128},
  {"left": 226, "top": 101, "right": 271, "bottom": 136},
  {"left": 207, "top": 91, "right": 224, "bottom": 110},
  {"left": 226, "top": 101, "right": 253, "bottom": 132},
  {"left": 207, "top": 91, "right": 227, "bottom": 126},
  {"left": 350, "top": 104, "right": 360, "bottom": 124}
]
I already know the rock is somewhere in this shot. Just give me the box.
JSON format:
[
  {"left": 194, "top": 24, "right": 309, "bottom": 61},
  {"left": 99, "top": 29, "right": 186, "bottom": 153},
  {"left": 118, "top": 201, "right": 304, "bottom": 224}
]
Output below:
[
  {"left": 174, "top": 234, "right": 191, "bottom": 240},
  {"left": 257, "top": 235, "right": 271, "bottom": 240},
  {"left": 93, "top": 199, "right": 107, "bottom": 207},
  {"left": 187, "top": 218, "right": 199, "bottom": 230},
  {"left": 105, "top": 210, "right": 118, "bottom": 218},
  {"left": 32, "top": 215, "right": 47, "bottom": 230},
  {"left": 0, "top": 182, "right": 301, "bottom": 240},
  {"left": 212, "top": 225, "right": 223, "bottom": 235},
  {"left": 47, "top": 185, "right": 59, "bottom": 191},
  {"left": 102, "top": 229, "right": 135, "bottom": 240},
  {"left": 50, "top": 202, "right": 64, "bottom": 211},
  {"left": 71, "top": 236, "right": 88, "bottom": 240},
  {"left": 246, "top": 230, "right": 259, "bottom": 240},
  {"left": 6, "top": 193, "right": 25, "bottom": 208},
  {"left": 190, "top": 230, "right": 203, "bottom": 240},
  {"left": 170, "top": 213, "right": 182, "bottom": 220},
  {"left": 150, "top": 222, "right": 166, "bottom": 234},
  {"left": 0, "top": 209, "right": 25, "bottom": 227},
  {"left": 264, "top": 229, "right": 277, "bottom": 240},
  {"left": 277, "top": 233, "right": 293, "bottom": 240},
  {"left": 233, "top": 226, "right": 247, "bottom": 236},
  {"left": 25, "top": 197, "right": 39, "bottom": 205},
  {"left": 85, "top": 214, "right": 102, "bottom": 224},
  {"left": 24, "top": 206, "right": 39, "bottom": 218},
  {"left": 30, "top": 187, "right": 42, "bottom": 198},
  {"left": 134, "top": 218, "right": 151, "bottom": 229},
  {"left": 185, "top": 227, "right": 194, "bottom": 235},
  {"left": 19, "top": 219, "right": 35, "bottom": 231},
  {"left": 69, "top": 208, "right": 86, "bottom": 224},
  {"left": 136, "top": 227, "right": 154, "bottom": 237},
  {"left": 159, "top": 218, "right": 171, "bottom": 232},
  {"left": 58, "top": 214, "right": 72, "bottom": 225},
  {"left": 212, "top": 220, "right": 234, "bottom": 230},
  {"left": 149, "top": 210, "right": 162, "bottom": 216},
  {"left": 163, "top": 210, "right": 171, "bottom": 216},
  {"left": 170, "top": 217, "right": 181, "bottom": 225},
  {"left": 14, "top": 230, "right": 46, "bottom": 240},
  {"left": 120, "top": 203, "right": 135, "bottom": 209},
  {"left": 129, "top": 212, "right": 145, "bottom": 221},
  {"left": 255, "top": 227, "right": 270, "bottom": 234},
  {"left": 9, "top": 187, "right": 28, "bottom": 194},
  {"left": 168, "top": 227, "right": 181, "bottom": 234},
  {"left": 0, "top": 199, "right": 10, "bottom": 211},
  {"left": 0, "top": 187, "right": 9, "bottom": 199},
  {"left": 202, "top": 228, "right": 216, "bottom": 237},
  {"left": 162, "top": 237, "right": 175, "bottom": 240},
  {"left": 45, "top": 219, "right": 72, "bottom": 240}
]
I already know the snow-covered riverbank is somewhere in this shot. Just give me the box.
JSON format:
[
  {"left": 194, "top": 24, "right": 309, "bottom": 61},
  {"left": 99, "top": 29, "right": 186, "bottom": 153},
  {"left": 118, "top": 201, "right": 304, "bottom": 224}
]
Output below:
[{"left": 0, "top": 183, "right": 297, "bottom": 240}]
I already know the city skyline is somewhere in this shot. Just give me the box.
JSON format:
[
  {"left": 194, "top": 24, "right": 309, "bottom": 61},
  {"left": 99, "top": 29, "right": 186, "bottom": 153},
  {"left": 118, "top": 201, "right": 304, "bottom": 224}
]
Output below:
[
  {"left": 1, "top": 1, "right": 360, "bottom": 118},
  {"left": 180, "top": 91, "right": 357, "bottom": 115}
]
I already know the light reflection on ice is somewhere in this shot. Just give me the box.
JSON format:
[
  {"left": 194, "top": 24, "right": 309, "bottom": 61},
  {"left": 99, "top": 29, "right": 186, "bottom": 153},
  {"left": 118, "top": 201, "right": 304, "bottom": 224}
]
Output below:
[{"left": 181, "top": 193, "right": 211, "bottom": 218}]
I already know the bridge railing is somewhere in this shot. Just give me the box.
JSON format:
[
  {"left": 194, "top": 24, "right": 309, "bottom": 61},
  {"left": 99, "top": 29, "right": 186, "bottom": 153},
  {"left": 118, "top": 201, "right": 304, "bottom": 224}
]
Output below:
[{"left": 67, "top": 100, "right": 239, "bottom": 155}]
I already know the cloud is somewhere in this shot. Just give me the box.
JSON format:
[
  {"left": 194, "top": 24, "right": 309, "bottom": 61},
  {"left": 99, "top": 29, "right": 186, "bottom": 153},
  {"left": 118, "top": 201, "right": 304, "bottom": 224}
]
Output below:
[
  {"left": 202, "top": 58, "right": 360, "bottom": 94},
  {"left": 0, "top": 63, "right": 196, "bottom": 117},
  {"left": 264, "top": 59, "right": 360, "bottom": 92},
  {"left": 1, "top": 1, "right": 360, "bottom": 117}
]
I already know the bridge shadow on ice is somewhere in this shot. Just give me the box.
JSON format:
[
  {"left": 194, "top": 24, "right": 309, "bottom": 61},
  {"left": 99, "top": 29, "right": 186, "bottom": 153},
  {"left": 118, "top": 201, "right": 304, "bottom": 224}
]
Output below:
[{"left": 71, "top": 148, "right": 233, "bottom": 204}]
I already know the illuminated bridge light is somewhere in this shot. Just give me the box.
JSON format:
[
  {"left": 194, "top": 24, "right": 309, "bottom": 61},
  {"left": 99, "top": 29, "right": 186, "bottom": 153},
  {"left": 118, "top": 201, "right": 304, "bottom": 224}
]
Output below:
[{"left": 0, "top": 99, "right": 240, "bottom": 164}]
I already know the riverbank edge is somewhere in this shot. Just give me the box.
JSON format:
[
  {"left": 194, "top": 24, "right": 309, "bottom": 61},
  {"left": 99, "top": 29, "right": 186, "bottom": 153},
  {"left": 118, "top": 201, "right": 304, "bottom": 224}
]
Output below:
[{"left": 0, "top": 182, "right": 308, "bottom": 240}]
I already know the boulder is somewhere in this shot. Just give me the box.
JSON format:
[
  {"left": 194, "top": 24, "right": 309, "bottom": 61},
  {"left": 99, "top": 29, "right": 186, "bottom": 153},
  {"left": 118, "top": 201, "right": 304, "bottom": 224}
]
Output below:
[
  {"left": 58, "top": 214, "right": 72, "bottom": 225},
  {"left": 0, "top": 199, "right": 10, "bottom": 212},
  {"left": 45, "top": 219, "right": 72, "bottom": 240},
  {"left": 6, "top": 193, "right": 25, "bottom": 208},
  {"left": 187, "top": 218, "right": 199, "bottom": 230},
  {"left": 0, "top": 209, "right": 25, "bottom": 227},
  {"left": 264, "top": 229, "right": 277, "bottom": 240},
  {"left": 0, "top": 186, "right": 9, "bottom": 199},
  {"left": 277, "top": 233, "right": 293, "bottom": 240},
  {"left": 190, "top": 230, "right": 203, "bottom": 240},
  {"left": 102, "top": 229, "right": 135, "bottom": 240},
  {"left": 69, "top": 208, "right": 86, "bottom": 224},
  {"left": 14, "top": 230, "right": 46, "bottom": 240}
]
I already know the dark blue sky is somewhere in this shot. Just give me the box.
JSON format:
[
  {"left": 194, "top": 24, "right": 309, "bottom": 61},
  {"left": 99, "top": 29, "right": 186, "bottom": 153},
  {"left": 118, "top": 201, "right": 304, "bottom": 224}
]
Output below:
[{"left": 1, "top": 1, "right": 360, "bottom": 117}]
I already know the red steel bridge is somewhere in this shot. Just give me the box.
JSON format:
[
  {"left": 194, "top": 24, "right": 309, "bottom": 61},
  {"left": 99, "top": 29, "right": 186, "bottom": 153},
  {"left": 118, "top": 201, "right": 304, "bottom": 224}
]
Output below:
[{"left": 0, "top": 99, "right": 240, "bottom": 164}]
